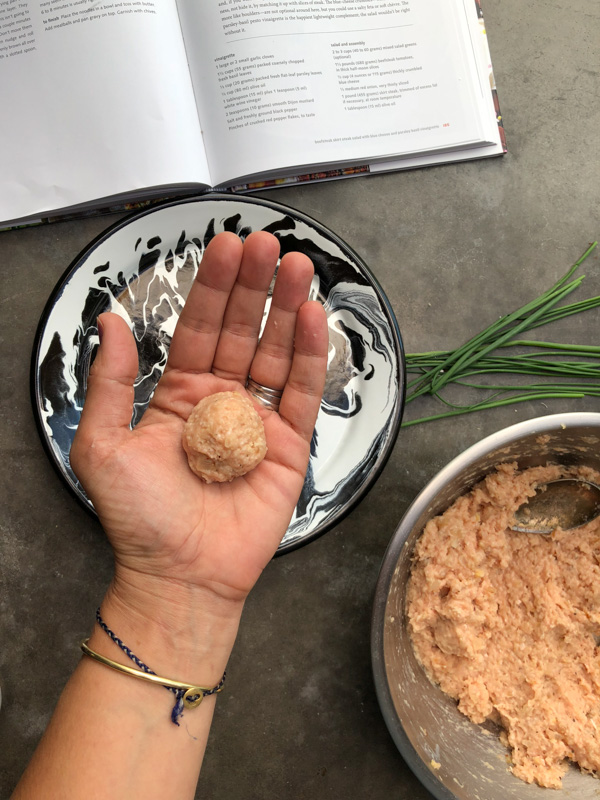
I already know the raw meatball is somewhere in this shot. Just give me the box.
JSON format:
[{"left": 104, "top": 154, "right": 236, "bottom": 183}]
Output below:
[{"left": 182, "top": 391, "right": 267, "bottom": 483}]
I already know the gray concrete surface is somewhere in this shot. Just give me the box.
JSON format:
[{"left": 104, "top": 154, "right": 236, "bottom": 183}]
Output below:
[{"left": 1, "top": 0, "right": 599, "bottom": 797}]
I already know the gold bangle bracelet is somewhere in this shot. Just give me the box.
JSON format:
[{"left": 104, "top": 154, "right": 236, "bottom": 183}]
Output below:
[{"left": 80, "top": 639, "right": 225, "bottom": 709}]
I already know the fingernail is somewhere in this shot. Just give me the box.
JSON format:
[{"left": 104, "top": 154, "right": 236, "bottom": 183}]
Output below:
[{"left": 97, "top": 316, "right": 105, "bottom": 344}]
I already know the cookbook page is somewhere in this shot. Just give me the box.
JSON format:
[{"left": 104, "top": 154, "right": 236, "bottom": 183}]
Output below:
[
  {"left": 176, "top": 0, "right": 496, "bottom": 186},
  {"left": 0, "top": 0, "right": 209, "bottom": 225},
  {"left": 370, "top": 0, "right": 505, "bottom": 175}
]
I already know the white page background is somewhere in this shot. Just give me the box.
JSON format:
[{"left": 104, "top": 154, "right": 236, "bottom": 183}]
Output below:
[
  {"left": 177, "top": 0, "right": 493, "bottom": 186},
  {"left": 0, "top": 1, "right": 209, "bottom": 223}
]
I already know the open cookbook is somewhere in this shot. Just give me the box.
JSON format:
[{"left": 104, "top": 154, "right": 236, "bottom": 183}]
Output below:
[{"left": 0, "top": 0, "right": 505, "bottom": 228}]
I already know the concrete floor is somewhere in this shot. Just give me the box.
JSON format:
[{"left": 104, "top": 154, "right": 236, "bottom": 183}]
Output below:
[{"left": 1, "top": 0, "right": 599, "bottom": 797}]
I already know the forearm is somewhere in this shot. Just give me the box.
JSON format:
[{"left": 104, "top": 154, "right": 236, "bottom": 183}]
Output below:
[
  {"left": 12, "top": 576, "right": 243, "bottom": 800},
  {"left": 12, "top": 230, "right": 328, "bottom": 799}
]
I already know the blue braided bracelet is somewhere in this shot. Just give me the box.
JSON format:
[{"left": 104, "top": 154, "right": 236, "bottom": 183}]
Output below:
[{"left": 93, "top": 608, "right": 226, "bottom": 725}]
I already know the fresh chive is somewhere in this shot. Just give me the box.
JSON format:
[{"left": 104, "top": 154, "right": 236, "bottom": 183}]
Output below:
[
  {"left": 401, "top": 392, "right": 588, "bottom": 428},
  {"left": 402, "top": 242, "right": 599, "bottom": 426}
]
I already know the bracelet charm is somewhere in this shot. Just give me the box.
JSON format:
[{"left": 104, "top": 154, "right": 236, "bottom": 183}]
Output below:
[{"left": 79, "top": 609, "right": 226, "bottom": 724}]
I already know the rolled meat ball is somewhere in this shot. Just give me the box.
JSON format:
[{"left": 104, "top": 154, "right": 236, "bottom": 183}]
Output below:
[{"left": 182, "top": 391, "right": 267, "bottom": 483}]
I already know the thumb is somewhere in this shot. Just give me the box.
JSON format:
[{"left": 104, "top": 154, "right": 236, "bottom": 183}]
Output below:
[{"left": 77, "top": 312, "right": 139, "bottom": 435}]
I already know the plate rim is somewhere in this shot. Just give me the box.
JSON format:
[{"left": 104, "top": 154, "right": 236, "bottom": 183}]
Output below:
[{"left": 30, "top": 192, "right": 406, "bottom": 554}]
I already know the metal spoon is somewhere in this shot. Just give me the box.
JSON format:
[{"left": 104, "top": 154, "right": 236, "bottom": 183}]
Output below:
[{"left": 512, "top": 478, "right": 600, "bottom": 534}]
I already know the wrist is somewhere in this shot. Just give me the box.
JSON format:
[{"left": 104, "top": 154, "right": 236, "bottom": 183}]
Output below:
[{"left": 91, "top": 568, "right": 244, "bottom": 686}]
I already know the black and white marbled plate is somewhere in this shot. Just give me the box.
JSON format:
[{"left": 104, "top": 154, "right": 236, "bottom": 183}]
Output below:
[{"left": 31, "top": 195, "right": 405, "bottom": 553}]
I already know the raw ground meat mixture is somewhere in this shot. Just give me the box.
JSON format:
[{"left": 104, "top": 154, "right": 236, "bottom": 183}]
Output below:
[{"left": 407, "top": 462, "right": 600, "bottom": 789}]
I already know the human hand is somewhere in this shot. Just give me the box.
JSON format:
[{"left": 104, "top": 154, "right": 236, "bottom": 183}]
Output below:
[{"left": 70, "top": 231, "right": 328, "bottom": 669}]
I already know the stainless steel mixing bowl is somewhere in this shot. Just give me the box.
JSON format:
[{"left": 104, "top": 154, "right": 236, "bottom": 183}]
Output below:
[{"left": 372, "top": 412, "right": 600, "bottom": 800}]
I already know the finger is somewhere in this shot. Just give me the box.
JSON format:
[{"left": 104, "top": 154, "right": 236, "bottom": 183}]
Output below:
[
  {"left": 165, "top": 232, "right": 244, "bottom": 374},
  {"left": 247, "top": 251, "right": 315, "bottom": 391},
  {"left": 278, "top": 300, "right": 329, "bottom": 443},
  {"left": 211, "top": 231, "right": 281, "bottom": 382},
  {"left": 76, "top": 312, "right": 138, "bottom": 436}
]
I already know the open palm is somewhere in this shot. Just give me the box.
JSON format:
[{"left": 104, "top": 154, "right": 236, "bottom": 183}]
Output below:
[{"left": 70, "top": 231, "right": 328, "bottom": 606}]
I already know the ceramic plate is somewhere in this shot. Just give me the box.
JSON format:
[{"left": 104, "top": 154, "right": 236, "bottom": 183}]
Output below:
[{"left": 31, "top": 195, "right": 405, "bottom": 553}]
